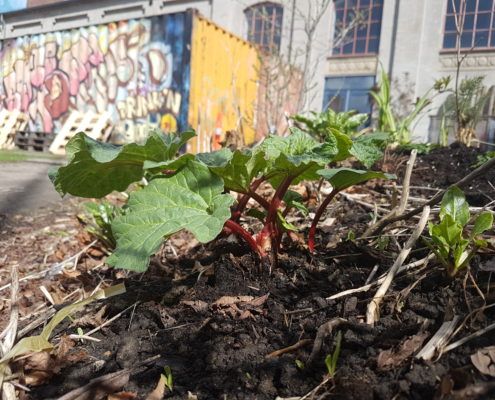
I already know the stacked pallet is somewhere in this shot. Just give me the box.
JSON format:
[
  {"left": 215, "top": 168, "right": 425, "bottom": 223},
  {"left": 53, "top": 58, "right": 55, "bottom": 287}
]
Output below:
[
  {"left": 0, "top": 110, "right": 29, "bottom": 149},
  {"left": 49, "top": 111, "right": 113, "bottom": 155}
]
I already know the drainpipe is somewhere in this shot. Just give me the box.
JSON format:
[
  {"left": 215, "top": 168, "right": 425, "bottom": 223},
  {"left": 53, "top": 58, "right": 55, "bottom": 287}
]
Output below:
[{"left": 388, "top": 0, "right": 400, "bottom": 79}]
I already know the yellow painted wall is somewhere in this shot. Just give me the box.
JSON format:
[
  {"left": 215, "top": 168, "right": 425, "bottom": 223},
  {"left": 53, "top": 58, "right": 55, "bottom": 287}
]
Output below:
[{"left": 188, "top": 13, "right": 259, "bottom": 153}]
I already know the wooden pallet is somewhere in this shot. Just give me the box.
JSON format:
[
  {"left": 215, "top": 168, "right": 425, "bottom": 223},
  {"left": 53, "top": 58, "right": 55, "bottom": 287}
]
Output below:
[
  {"left": 15, "top": 131, "right": 54, "bottom": 151},
  {"left": 49, "top": 111, "right": 113, "bottom": 155},
  {"left": 0, "top": 110, "right": 29, "bottom": 149}
]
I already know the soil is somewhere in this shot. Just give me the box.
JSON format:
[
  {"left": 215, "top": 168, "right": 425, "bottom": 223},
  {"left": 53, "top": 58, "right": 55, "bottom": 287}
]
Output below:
[{"left": 3, "top": 144, "right": 495, "bottom": 400}]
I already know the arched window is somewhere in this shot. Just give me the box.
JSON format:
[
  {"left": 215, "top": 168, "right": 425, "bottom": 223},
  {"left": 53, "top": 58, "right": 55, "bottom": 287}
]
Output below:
[
  {"left": 245, "top": 2, "right": 283, "bottom": 53},
  {"left": 332, "top": 0, "right": 383, "bottom": 56}
]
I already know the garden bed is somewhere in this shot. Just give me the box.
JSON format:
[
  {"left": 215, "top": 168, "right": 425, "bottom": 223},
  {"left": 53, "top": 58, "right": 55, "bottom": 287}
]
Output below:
[{"left": 2, "top": 143, "right": 495, "bottom": 400}]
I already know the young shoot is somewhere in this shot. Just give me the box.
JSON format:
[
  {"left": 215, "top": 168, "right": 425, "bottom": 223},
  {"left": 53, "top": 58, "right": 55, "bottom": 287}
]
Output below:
[{"left": 425, "top": 186, "right": 493, "bottom": 277}]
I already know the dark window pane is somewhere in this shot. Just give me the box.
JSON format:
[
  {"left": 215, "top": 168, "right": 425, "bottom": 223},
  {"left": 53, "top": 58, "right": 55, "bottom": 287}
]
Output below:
[
  {"left": 343, "top": 42, "right": 354, "bottom": 53},
  {"left": 370, "top": 21, "right": 381, "bottom": 35},
  {"left": 372, "top": 5, "right": 382, "bottom": 19},
  {"left": 461, "top": 31, "right": 473, "bottom": 47},
  {"left": 368, "top": 37, "right": 379, "bottom": 52},
  {"left": 445, "top": 15, "right": 457, "bottom": 31},
  {"left": 464, "top": 14, "right": 475, "bottom": 29},
  {"left": 323, "top": 76, "right": 374, "bottom": 116},
  {"left": 443, "top": 32, "right": 457, "bottom": 48},
  {"left": 360, "top": 0, "right": 371, "bottom": 5},
  {"left": 478, "top": 0, "right": 493, "bottom": 11},
  {"left": 466, "top": 0, "right": 477, "bottom": 12},
  {"left": 475, "top": 30, "right": 490, "bottom": 46},
  {"left": 356, "top": 39, "right": 366, "bottom": 52},
  {"left": 245, "top": 3, "right": 283, "bottom": 52},
  {"left": 476, "top": 12, "right": 491, "bottom": 28},
  {"left": 335, "top": 0, "right": 346, "bottom": 9},
  {"left": 357, "top": 26, "right": 368, "bottom": 37},
  {"left": 491, "top": 30, "right": 495, "bottom": 45}
]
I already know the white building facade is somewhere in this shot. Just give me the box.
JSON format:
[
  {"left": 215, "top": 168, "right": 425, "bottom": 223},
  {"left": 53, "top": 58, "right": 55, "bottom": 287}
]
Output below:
[{"left": 1, "top": 0, "right": 495, "bottom": 142}]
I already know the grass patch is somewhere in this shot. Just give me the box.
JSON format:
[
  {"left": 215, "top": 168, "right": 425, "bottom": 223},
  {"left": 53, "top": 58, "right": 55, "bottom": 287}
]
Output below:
[{"left": 0, "top": 149, "right": 61, "bottom": 163}]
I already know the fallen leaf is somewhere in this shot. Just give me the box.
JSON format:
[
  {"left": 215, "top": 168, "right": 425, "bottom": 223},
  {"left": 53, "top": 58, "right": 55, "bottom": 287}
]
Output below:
[
  {"left": 71, "top": 305, "right": 108, "bottom": 328},
  {"left": 248, "top": 294, "right": 270, "bottom": 307},
  {"left": 181, "top": 300, "right": 208, "bottom": 313},
  {"left": 213, "top": 296, "right": 254, "bottom": 307},
  {"left": 22, "top": 351, "right": 59, "bottom": 386},
  {"left": 471, "top": 347, "right": 495, "bottom": 377},
  {"left": 377, "top": 332, "right": 429, "bottom": 370},
  {"left": 145, "top": 374, "right": 167, "bottom": 400}
]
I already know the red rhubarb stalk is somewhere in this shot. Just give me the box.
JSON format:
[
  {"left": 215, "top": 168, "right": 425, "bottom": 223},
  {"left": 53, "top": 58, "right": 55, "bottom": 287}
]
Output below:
[
  {"left": 224, "top": 219, "right": 264, "bottom": 257},
  {"left": 308, "top": 190, "right": 339, "bottom": 252}
]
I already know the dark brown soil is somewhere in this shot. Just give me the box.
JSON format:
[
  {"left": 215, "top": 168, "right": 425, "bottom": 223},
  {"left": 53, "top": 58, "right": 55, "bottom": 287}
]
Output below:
[{"left": 13, "top": 144, "right": 495, "bottom": 399}]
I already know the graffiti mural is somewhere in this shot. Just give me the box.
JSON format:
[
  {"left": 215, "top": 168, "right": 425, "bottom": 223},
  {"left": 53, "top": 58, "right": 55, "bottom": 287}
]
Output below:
[{"left": 0, "top": 12, "right": 191, "bottom": 142}]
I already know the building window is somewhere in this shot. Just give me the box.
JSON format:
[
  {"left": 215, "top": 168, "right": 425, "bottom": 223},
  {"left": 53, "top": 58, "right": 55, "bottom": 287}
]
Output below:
[
  {"left": 323, "top": 76, "right": 375, "bottom": 118},
  {"left": 443, "top": 0, "right": 495, "bottom": 49},
  {"left": 332, "top": 0, "right": 383, "bottom": 56},
  {"left": 245, "top": 2, "right": 283, "bottom": 52}
]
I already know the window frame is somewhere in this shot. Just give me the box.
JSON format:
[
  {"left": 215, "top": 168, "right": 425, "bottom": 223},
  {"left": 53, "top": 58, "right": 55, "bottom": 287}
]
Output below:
[
  {"left": 244, "top": 1, "right": 284, "bottom": 53},
  {"left": 442, "top": 0, "right": 495, "bottom": 51},
  {"left": 331, "top": 0, "right": 383, "bottom": 57}
]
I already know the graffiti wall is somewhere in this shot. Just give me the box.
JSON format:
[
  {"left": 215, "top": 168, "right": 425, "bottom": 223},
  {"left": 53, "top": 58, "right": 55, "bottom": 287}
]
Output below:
[{"left": 0, "top": 12, "right": 191, "bottom": 142}]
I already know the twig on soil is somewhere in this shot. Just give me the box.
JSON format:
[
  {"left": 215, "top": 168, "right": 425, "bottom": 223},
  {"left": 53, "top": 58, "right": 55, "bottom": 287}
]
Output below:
[
  {"left": 416, "top": 316, "right": 460, "bottom": 361},
  {"left": 266, "top": 339, "right": 313, "bottom": 359},
  {"left": 60, "top": 303, "right": 137, "bottom": 342},
  {"left": 326, "top": 254, "right": 434, "bottom": 300},
  {"left": 307, "top": 318, "right": 346, "bottom": 365},
  {"left": 364, "top": 155, "right": 495, "bottom": 237},
  {"left": 363, "top": 150, "right": 417, "bottom": 238},
  {"left": 298, "top": 376, "right": 333, "bottom": 400},
  {"left": 366, "top": 206, "right": 430, "bottom": 325},
  {"left": 442, "top": 320, "right": 495, "bottom": 354},
  {"left": 365, "top": 264, "right": 379, "bottom": 285}
]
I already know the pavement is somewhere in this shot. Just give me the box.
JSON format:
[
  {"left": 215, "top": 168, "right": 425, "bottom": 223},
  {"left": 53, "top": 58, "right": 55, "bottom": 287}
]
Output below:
[{"left": 0, "top": 161, "right": 65, "bottom": 214}]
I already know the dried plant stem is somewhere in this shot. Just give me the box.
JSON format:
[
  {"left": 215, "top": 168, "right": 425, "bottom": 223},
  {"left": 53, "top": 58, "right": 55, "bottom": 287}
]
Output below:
[
  {"left": 1, "top": 264, "right": 19, "bottom": 400},
  {"left": 366, "top": 156, "right": 495, "bottom": 237},
  {"left": 363, "top": 149, "right": 417, "bottom": 238},
  {"left": 442, "top": 320, "right": 495, "bottom": 354},
  {"left": 366, "top": 206, "right": 430, "bottom": 325}
]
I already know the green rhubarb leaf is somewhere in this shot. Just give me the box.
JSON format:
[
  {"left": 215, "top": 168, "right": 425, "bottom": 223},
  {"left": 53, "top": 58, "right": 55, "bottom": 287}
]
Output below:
[
  {"left": 453, "top": 239, "right": 470, "bottom": 270},
  {"left": 196, "top": 148, "right": 267, "bottom": 193},
  {"left": 284, "top": 190, "right": 309, "bottom": 215},
  {"left": 50, "top": 130, "right": 196, "bottom": 198},
  {"left": 317, "top": 168, "right": 395, "bottom": 191},
  {"left": 471, "top": 211, "right": 494, "bottom": 238},
  {"left": 440, "top": 186, "right": 470, "bottom": 226},
  {"left": 261, "top": 128, "right": 333, "bottom": 187},
  {"left": 349, "top": 132, "right": 388, "bottom": 168},
  {"left": 106, "top": 161, "right": 234, "bottom": 272}
]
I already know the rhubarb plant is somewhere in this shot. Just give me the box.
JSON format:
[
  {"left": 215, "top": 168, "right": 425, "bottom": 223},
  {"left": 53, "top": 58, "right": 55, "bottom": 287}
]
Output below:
[
  {"left": 50, "top": 127, "right": 393, "bottom": 271},
  {"left": 425, "top": 186, "right": 493, "bottom": 276}
]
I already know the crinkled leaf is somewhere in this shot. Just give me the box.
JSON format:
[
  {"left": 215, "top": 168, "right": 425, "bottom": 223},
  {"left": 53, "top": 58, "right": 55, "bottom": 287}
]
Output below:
[
  {"left": 317, "top": 168, "right": 395, "bottom": 191},
  {"left": 440, "top": 186, "right": 470, "bottom": 226},
  {"left": 471, "top": 212, "right": 494, "bottom": 238},
  {"left": 50, "top": 130, "right": 196, "bottom": 198},
  {"left": 325, "top": 130, "right": 353, "bottom": 161},
  {"left": 261, "top": 128, "right": 333, "bottom": 187},
  {"left": 107, "top": 161, "right": 234, "bottom": 272},
  {"left": 350, "top": 134, "right": 386, "bottom": 168},
  {"left": 196, "top": 148, "right": 267, "bottom": 193}
]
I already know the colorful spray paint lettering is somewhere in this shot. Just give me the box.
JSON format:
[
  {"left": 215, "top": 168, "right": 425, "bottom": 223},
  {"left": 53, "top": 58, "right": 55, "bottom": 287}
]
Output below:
[{"left": 0, "top": 13, "right": 191, "bottom": 141}]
